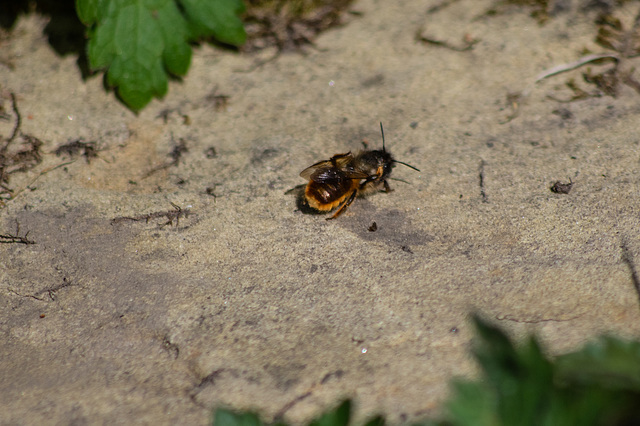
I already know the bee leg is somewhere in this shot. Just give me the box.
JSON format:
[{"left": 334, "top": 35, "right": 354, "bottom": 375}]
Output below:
[
  {"left": 383, "top": 180, "right": 393, "bottom": 193},
  {"left": 326, "top": 189, "right": 358, "bottom": 220}
]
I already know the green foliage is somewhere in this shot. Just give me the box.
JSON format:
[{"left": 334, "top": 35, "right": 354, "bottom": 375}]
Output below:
[
  {"left": 309, "top": 400, "right": 352, "bottom": 426},
  {"left": 213, "top": 408, "right": 263, "bottom": 426},
  {"left": 447, "top": 316, "right": 556, "bottom": 426},
  {"left": 444, "top": 315, "right": 640, "bottom": 426},
  {"left": 75, "top": 0, "right": 246, "bottom": 111},
  {"left": 211, "top": 398, "right": 385, "bottom": 426},
  {"left": 556, "top": 336, "right": 640, "bottom": 390},
  {"left": 211, "top": 315, "right": 640, "bottom": 426}
]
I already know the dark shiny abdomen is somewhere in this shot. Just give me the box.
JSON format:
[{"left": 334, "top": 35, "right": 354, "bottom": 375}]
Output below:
[{"left": 305, "top": 169, "right": 357, "bottom": 210}]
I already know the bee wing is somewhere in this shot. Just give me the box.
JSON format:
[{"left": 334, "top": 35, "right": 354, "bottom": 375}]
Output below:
[
  {"left": 300, "top": 152, "right": 355, "bottom": 180},
  {"left": 342, "top": 170, "right": 369, "bottom": 180},
  {"left": 300, "top": 159, "right": 333, "bottom": 180},
  {"left": 307, "top": 168, "right": 369, "bottom": 184},
  {"left": 331, "top": 152, "right": 355, "bottom": 168}
]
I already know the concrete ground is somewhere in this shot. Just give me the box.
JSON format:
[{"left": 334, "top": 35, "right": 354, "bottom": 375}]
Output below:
[{"left": 2, "top": 0, "right": 640, "bottom": 424}]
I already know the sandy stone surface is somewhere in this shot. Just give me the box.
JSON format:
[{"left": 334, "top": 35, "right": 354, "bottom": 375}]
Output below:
[{"left": 2, "top": 0, "right": 640, "bottom": 424}]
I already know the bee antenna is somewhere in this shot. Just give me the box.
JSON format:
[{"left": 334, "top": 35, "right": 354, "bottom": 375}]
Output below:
[
  {"left": 393, "top": 160, "right": 420, "bottom": 172},
  {"left": 379, "top": 122, "right": 386, "bottom": 152}
]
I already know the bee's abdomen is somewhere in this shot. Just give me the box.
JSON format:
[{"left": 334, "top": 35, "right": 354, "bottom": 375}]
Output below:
[{"left": 305, "top": 170, "right": 357, "bottom": 211}]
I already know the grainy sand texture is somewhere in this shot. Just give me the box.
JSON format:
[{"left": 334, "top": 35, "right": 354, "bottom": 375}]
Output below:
[{"left": 2, "top": 1, "right": 640, "bottom": 424}]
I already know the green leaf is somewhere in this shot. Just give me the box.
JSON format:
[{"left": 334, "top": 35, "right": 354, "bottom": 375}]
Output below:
[
  {"left": 179, "top": 0, "right": 247, "bottom": 46},
  {"left": 556, "top": 336, "right": 640, "bottom": 391},
  {"left": 75, "top": 0, "right": 104, "bottom": 25},
  {"left": 362, "top": 415, "right": 385, "bottom": 426},
  {"left": 544, "top": 386, "right": 638, "bottom": 426},
  {"left": 113, "top": 1, "right": 167, "bottom": 109},
  {"left": 470, "top": 315, "right": 555, "bottom": 426},
  {"left": 77, "top": 0, "right": 245, "bottom": 110},
  {"left": 446, "top": 380, "right": 497, "bottom": 426},
  {"left": 442, "top": 316, "right": 640, "bottom": 426},
  {"left": 155, "top": 0, "right": 192, "bottom": 75},
  {"left": 309, "top": 400, "right": 351, "bottom": 426},
  {"left": 212, "top": 408, "right": 263, "bottom": 426},
  {"left": 81, "top": 0, "right": 170, "bottom": 109}
]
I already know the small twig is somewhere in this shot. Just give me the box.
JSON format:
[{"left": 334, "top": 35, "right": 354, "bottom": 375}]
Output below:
[
  {"left": 9, "top": 277, "right": 77, "bottom": 302},
  {"left": 499, "top": 5, "right": 640, "bottom": 123},
  {"left": 274, "top": 392, "right": 313, "bottom": 421},
  {"left": 8, "top": 288, "right": 45, "bottom": 301},
  {"left": 8, "top": 92, "right": 21, "bottom": 144},
  {"left": 0, "top": 220, "right": 35, "bottom": 244},
  {"left": 111, "top": 202, "right": 193, "bottom": 228},
  {"left": 272, "top": 369, "right": 345, "bottom": 421},
  {"left": 39, "top": 277, "right": 76, "bottom": 301},
  {"left": 621, "top": 238, "right": 640, "bottom": 307},
  {"left": 189, "top": 368, "right": 226, "bottom": 408},
  {"left": 533, "top": 53, "right": 620, "bottom": 85},
  {"left": 495, "top": 313, "right": 583, "bottom": 323},
  {"left": 0, "top": 232, "right": 35, "bottom": 244},
  {"left": 501, "top": 53, "right": 620, "bottom": 123},
  {"left": 478, "top": 159, "right": 488, "bottom": 203},
  {"left": 1, "top": 93, "right": 21, "bottom": 154},
  {"left": 415, "top": 29, "right": 479, "bottom": 52}
]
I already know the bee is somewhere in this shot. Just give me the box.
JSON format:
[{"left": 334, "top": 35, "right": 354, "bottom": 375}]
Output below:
[{"left": 300, "top": 123, "right": 420, "bottom": 220}]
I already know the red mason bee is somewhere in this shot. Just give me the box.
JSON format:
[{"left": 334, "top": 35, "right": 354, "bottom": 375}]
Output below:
[{"left": 300, "top": 123, "right": 419, "bottom": 220}]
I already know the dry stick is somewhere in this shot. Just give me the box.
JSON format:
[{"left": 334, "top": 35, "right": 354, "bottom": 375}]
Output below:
[
  {"left": 273, "top": 391, "right": 313, "bottom": 421},
  {"left": 495, "top": 313, "right": 583, "bottom": 323},
  {"left": 111, "top": 202, "right": 191, "bottom": 228},
  {"left": 0, "top": 220, "right": 35, "bottom": 244},
  {"left": 621, "top": 238, "right": 640, "bottom": 307},
  {"left": 8, "top": 92, "right": 20, "bottom": 143},
  {"left": 478, "top": 159, "right": 488, "bottom": 203},
  {"left": 1, "top": 93, "right": 21, "bottom": 155},
  {"left": 0, "top": 233, "right": 35, "bottom": 244},
  {"left": 7, "top": 288, "right": 45, "bottom": 301},
  {"left": 526, "top": 4, "right": 640, "bottom": 95},
  {"left": 415, "top": 22, "right": 479, "bottom": 52},
  {"left": 416, "top": 33, "right": 478, "bottom": 51},
  {"left": 533, "top": 53, "right": 620, "bottom": 85},
  {"left": 501, "top": 53, "right": 620, "bottom": 123}
]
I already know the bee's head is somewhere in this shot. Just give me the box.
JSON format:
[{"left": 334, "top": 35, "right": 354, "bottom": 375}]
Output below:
[
  {"left": 361, "top": 149, "right": 394, "bottom": 180},
  {"left": 374, "top": 123, "right": 419, "bottom": 178}
]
